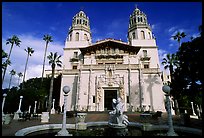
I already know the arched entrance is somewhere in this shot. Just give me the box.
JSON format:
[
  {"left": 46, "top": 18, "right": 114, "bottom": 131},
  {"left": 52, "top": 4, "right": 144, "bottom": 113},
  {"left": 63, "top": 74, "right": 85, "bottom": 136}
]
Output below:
[{"left": 104, "top": 90, "right": 117, "bottom": 110}]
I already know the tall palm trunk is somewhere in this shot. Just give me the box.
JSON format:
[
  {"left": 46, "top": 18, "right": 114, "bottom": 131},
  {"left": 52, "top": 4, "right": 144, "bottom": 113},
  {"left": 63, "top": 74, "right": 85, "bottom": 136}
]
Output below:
[
  {"left": 41, "top": 41, "right": 48, "bottom": 83},
  {"left": 2, "top": 44, "right": 14, "bottom": 84},
  {"left": 8, "top": 73, "right": 13, "bottom": 90},
  {"left": 47, "top": 64, "right": 55, "bottom": 113},
  {"left": 23, "top": 53, "right": 30, "bottom": 82}
]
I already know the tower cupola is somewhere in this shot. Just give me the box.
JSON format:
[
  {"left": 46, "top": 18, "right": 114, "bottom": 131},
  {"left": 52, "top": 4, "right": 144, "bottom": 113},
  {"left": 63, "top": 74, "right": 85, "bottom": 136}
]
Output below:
[
  {"left": 66, "top": 10, "right": 92, "bottom": 47},
  {"left": 71, "top": 10, "right": 91, "bottom": 34},
  {"left": 127, "top": 7, "right": 155, "bottom": 46},
  {"left": 128, "top": 7, "right": 149, "bottom": 30}
]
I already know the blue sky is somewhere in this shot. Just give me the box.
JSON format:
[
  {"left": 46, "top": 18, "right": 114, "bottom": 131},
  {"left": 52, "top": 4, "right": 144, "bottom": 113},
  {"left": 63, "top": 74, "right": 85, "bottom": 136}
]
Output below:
[{"left": 2, "top": 2, "right": 202, "bottom": 89}]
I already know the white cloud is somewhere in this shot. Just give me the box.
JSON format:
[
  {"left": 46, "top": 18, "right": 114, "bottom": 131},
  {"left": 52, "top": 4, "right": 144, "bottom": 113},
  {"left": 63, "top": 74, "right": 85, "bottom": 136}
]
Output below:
[
  {"left": 151, "top": 24, "right": 155, "bottom": 30},
  {"left": 91, "top": 28, "right": 98, "bottom": 34},
  {"left": 168, "top": 26, "right": 176, "bottom": 33},
  {"left": 2, "top": 34, "right": 64, "bottom": 89},
  {"left": 169, "top": 43, "right": 174, "bottom": 47},
  {"left": 192, "top": 33, "right": 200, "bottom": 38}
]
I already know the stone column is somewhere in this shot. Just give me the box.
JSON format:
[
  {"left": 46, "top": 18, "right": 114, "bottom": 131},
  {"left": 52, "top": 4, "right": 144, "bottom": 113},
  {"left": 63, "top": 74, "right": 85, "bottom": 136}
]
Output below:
[
  {"left": 51, "top": 99, "right": 55, "bottom": 114},
  {"left": 17, "top": 96, "right": 23, "bottom": 113},
  {"left": 2, "top": 93, "right": 7, "bottom": 116},
  {"left": 14, "top": 96, "right": 23, "bottom": 120},
  {"left": 57, "top": 86, "right": 72, "bottom": 136},
  {"left": 33, "top": 101, "right": 37, "bottom": 114},
  {"left": 2, "top": 93, "right": 7, "bottom": 124},
  {"left": 191, "top": 102, "right": 196, "bottom": 116},
  {"left": 76, "top": 113, "right": 87, "bottom": 130},
  {"left": 162, "top": 85, "right": 177, "bottom": 136},
  {"left": 28, "top": 105, "right": 31, "bottom": 113}
]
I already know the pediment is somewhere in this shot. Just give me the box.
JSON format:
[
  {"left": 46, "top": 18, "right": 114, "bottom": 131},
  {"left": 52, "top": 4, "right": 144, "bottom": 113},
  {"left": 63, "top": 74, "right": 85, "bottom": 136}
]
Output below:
[{"left": 80, "top": 39, "right": 141, "bottom": 55}]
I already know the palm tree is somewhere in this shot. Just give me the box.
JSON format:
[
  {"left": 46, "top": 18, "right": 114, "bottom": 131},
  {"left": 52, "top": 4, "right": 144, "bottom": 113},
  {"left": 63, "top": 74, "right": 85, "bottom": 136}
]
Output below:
[
  {"left": 17, "top": 72, "right": 23, "bottom": 86},
  {"left": 172, "top": 31, "right": 186, "bottom": 47},
  {"left": 8, "top": 69, "right": 16, "bottom": 89},
  {"left": 22, "top": 47, "right": 34, "bottom": 82},
  {"left": 2, "top": 49, "right": 8, "bottom": 59},
  {"left": 47, "top": 52, "right": 62, "bottom": 113},
  {"left": 2, "top": 59, "right": 11, "bottom": 72},
  {"left": 2, "top": 35, "right": 21, "bottom": 85},
  {"left": 41, "top": 34, "right": 53, "bottom": 83},
  {"left": 162, "top": 53, "right": 179, "bottom": 83},
  {"left": 162, "top": 53, "right": 179, "bottom": 115}
]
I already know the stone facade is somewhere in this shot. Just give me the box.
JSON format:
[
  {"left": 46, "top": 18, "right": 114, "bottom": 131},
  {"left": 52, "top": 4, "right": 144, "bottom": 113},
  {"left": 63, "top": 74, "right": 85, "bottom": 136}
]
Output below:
[{"left": 58, "top": 8, "right": 166, "bottom": 112}]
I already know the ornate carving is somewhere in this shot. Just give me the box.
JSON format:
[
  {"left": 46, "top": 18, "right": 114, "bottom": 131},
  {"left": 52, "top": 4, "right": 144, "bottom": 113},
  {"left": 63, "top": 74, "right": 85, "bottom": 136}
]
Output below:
[
  {"left": 119, "top": 81, "right": 125, "bottom": 100},
  {"left": 96, "top": 84, "right": 102, "bottom": 103}
]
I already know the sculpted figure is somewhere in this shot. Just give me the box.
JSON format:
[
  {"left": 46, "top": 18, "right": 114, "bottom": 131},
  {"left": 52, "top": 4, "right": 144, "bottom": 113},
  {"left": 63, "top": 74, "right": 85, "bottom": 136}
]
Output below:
[
  {"left": 108, "top": 98, "right": 129, "bottom": 126},
  {"left": 97, "top": 86, "right": 102, "bottom": 103}
]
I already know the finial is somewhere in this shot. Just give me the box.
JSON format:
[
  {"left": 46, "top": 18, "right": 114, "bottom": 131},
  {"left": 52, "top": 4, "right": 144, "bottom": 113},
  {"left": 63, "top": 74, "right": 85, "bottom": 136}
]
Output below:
[
  {"left": 80, "top": 6, "right": 84, "bottom": 11},
  {"left": 135, "top": 4, "right": 137, "bottom": 9}
]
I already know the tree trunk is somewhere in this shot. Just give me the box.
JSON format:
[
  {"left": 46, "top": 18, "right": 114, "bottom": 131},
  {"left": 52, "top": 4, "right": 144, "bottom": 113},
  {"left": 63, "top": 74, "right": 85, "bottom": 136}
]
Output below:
[
  {"left": 23, "top": 54, "right": 29, "bottom": 82},
  {"left": 47, "top": 65, "right": 55, "bottom": 113},
  {"left": 41, "top": 42, "right": 48, "bottom": 83}
]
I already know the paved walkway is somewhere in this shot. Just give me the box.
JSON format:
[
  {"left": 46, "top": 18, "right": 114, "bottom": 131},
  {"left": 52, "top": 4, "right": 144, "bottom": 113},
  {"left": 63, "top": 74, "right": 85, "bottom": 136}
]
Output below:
[{"left": 2, "top": 112, "right": 202, "bottom": 136}]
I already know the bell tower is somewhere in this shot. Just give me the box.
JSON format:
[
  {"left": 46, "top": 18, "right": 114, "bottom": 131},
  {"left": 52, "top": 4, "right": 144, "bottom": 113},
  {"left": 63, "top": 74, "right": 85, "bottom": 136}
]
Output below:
[
  {"left": 128, "top": 7, "right": 156, "bottom": 47},
  {"left": 65, "top": 10, "right": 92, "bottom": 48},
  {"left": 128, "top": 7, "right": 160, "bottom": 69},
  {"left": 63, "top": 10, "right": 92, "bottom": 70}
]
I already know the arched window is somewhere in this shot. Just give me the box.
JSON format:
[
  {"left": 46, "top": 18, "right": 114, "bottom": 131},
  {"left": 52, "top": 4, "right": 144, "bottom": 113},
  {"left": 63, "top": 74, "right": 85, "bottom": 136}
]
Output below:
[
  {"left": 70, "top": 34, "right": 72, "bottom": 41},
  {"left": 143, "top": 50, "right": 147, "bottom": 57},
  {"left": 75, "top": 32, "right": 79, "bottom": 41},
  {"left": 141, "top": 31, "right": 145, "bottom": 39},
  {"left": 148, "top": 32, "right": 151, "bottom": 39},
  {"left": 132, "top": 32, "right": 136, "bottom": 39},
  {"left": 138, "top": 17, "right": 140, "bottom": 22},
  {"left": 140, "top": 17, "right": 143, "bottom": 22},
  {"left": 77, "top": 19, "right": 79, "bottom": 24},
  {"left": 84, "top": 34, "right": 88, "bottom": 41}
]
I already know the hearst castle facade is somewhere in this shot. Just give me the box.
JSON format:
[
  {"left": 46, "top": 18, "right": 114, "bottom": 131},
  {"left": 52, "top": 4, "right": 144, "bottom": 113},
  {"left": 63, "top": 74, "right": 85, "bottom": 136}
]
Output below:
[{"left": 51, "top": 7, "right": 166, "bottom": 112}]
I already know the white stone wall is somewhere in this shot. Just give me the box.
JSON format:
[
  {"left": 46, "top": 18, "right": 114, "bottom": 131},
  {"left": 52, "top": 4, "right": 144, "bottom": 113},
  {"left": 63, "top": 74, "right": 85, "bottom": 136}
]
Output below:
[
  {"left": 129, "top": 70, "right": 141, "bottom": 111},
  {"left": 60, "top": 75, "right": 78, "bottom": 111},
  {"left": 65, "top": 41, "right": 90, "bottom": 48},
  {"left": 142, "top": 74, "right": 165, "bottom": 112},
  {"left": 136, "top": 47, "right": 160, "bottom": 69},
  {"left": 131, "top": 39, "right": 156, "bottom": 47}
]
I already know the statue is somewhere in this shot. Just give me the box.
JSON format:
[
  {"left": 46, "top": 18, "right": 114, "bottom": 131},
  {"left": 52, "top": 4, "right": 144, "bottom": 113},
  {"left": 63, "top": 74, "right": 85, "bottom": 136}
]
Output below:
[
  {"left": 96, "top": 86, "right": 102, "bottom": 103},
  {"left": 108, "top": 97, "right": 129, "bottom": 127},
  {"left": 119, "top": 81, "right": 125, "bottom": 100}
]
